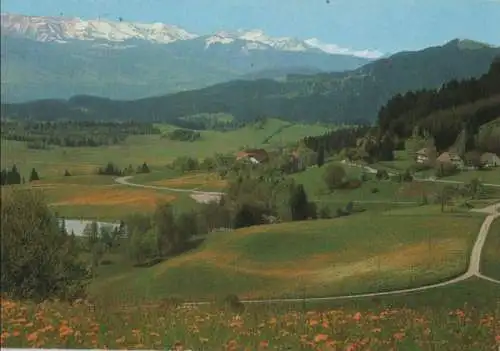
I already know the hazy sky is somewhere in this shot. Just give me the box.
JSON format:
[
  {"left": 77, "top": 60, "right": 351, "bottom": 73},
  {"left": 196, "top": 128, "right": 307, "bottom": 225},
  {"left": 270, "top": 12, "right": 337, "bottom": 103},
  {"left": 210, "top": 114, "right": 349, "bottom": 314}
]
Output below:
[{"left": 2, "top": 0, "right": 500, "bottom": 55}]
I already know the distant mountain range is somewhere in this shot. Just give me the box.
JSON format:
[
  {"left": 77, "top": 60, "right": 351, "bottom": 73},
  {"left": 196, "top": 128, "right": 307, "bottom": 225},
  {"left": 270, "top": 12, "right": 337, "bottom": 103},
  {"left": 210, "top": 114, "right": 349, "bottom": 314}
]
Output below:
[
  {"left": 0, "top": 13, "right": 380, "bottom": 102},
  {"left": 3, "top": 39, "right": 499, "bottom": 126}
]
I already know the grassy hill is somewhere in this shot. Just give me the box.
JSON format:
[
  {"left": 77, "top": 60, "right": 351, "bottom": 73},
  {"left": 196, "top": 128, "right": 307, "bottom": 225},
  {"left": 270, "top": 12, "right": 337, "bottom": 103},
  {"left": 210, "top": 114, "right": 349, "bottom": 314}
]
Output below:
[
  {"left": 89, "top": 211, "right": 485, "bottom": 302},
  {"left": 2, "top": 39, "right": 499, "bottom": 124}
]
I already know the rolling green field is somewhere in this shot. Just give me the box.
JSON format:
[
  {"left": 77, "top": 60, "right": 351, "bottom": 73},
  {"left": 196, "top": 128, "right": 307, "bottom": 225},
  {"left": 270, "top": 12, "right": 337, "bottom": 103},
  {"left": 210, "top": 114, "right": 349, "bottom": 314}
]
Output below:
[
  {"left": 1, "top": 119, "right": 331, "bottom": 179},
  {"left": 481, "top": 217, "right": 500, "bottom": 280},
  {"left": 89, "top": 211, "right": 485, "bottom": 303}
]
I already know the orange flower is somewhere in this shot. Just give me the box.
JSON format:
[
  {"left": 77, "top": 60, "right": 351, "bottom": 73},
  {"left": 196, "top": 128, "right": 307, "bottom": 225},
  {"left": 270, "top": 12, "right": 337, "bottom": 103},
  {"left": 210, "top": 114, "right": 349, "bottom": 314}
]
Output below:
[
  {"left": 259, "top": 340, "right": 269, "bottom": 348},
  {"left": 27, "top": 332, "right": 38, "bottom": 342},
  {"left": 393, "top": 332, "right": 406, "bottom": 340},
  {"left": 314, "top": 333, "right": 329, "bottom": 342},
  {"left": 59, "top": 325, "right": 74, "bottom": 337}
]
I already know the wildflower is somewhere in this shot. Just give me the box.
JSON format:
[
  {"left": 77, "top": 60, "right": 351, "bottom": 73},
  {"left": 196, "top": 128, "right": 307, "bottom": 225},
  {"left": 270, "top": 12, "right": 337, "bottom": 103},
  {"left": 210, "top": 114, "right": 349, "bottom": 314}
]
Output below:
[
  {"left": 115, "top": 336, "right": 126, "bottom": 344},
  {"left": 258, "top": 340, "right": 269, "bottom": 348},
  {"left": 59, "top": 325, "right": 74, "bottom": 337},
  {"left": 393, "top": 332, "right": 406, "bottom": 341},
  {"left": 371, "top": 328, "right": 382, "bottom": 333},
  {"left": 495, "top": 335, "right": 500, "bottom": 344},
  {"left": 353, "top": 312, "right": 362, "bottom": 321},
  {"left": 27, "top": 332, "right": 38, "bottom": 342},
  {"left": 314, "top": 333, "right": 329, "bottom": 342}
]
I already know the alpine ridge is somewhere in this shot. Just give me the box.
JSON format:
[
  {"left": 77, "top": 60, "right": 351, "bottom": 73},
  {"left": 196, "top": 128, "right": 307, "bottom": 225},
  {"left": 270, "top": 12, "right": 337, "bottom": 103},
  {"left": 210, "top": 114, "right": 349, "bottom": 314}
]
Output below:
[{"left": 0, "top": 12, "right": 383, "bottom": 58}]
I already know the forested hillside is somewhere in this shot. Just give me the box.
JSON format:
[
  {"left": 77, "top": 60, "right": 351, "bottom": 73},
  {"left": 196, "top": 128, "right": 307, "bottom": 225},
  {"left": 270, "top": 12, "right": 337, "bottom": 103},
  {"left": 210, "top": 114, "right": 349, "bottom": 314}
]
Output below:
[
  {"left": 303, "top": 57, "right": 500, "bottom": 159},
  {"left": 2, "top": 39, "right": 499, "bottom": 125},
  {"left": 377, "top": 57, "right": 500, "bottom": 151}
]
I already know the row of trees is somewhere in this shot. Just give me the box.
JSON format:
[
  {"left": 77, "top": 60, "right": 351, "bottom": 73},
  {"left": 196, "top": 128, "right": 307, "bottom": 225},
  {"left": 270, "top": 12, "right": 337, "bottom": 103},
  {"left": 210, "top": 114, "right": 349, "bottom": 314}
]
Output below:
[
  {"left": 163, "top": 128, "right": 201, "bottom": 142},
  {"left": 1, "top": 165, "right": 40, "bottom": 186},
  {"left": 1, "top": 120, "right": 161, "bottom": 149},
  {"left": 96, "top": 162, "right": 150, "bottom": 176}
]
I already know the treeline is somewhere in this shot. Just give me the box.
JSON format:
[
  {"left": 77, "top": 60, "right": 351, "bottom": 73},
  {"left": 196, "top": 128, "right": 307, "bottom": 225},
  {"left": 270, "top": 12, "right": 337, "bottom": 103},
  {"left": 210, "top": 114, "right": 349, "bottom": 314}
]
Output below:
[
  {"left": 0, "top": 120, "right": 161, "bottom": 149},
  {"left": 163, "top": 128, "right": 201, "bottom": 142},
  {"left": 96, "top": 162, "right": 150, "bottom": 176},
  {"left": 378, "top": 57, "right": 500, "bottom": 151},
  {"left": 1, "top": 165, "right": 40, "bottom": 185},
  {"left": 171, "top": 114, "right": 246, "bottom": 131},
  {"left": 302, "top": 126, "right": 373, "bottom": 154}
]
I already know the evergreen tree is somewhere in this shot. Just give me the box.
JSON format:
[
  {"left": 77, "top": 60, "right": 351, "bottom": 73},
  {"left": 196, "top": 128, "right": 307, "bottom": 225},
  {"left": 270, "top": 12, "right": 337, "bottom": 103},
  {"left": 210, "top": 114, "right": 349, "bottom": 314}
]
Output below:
[
  {"left": 83, "top": 221, "right": 99, "bottom": 250},
  {"left": 316, "top": 145, "right": 325, "bottom": 167},
  {"left": 60, "top": 217, "right": 67, "bottom": 236},
  {"left": 0, "top": 169, "right": 6, "bottom": 186},
  {"left": 289, "top": 184, "right": 310, "bottom": 221},
  {"left": 29, "top": 168, "right": 40, "bottom": 182},
  {"left": 7, "top": 165, "right": 21, "bottom": 185}
]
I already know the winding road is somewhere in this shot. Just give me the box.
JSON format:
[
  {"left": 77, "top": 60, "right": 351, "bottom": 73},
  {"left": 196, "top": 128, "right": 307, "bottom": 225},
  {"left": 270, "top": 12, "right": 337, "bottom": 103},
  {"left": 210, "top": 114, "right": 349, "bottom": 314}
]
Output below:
[
  {"left": 115, "top": 176, "right": 223, "bottom": 203},
  {"left": 114, "top": 175, "right": 500, "bottom": 305}
]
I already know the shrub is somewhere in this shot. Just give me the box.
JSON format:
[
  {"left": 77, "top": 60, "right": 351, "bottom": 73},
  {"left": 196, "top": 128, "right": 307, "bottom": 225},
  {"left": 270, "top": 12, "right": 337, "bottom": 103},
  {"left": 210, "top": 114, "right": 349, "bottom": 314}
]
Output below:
[
  {"left": 371, "top": 187, "right": 379, "bottom": 193},
  {"left": 323, "top": 164, "right": 347, "bottom": 191},
  {"left": 222, "top": 294, "right": 245, "bottom": 314}
]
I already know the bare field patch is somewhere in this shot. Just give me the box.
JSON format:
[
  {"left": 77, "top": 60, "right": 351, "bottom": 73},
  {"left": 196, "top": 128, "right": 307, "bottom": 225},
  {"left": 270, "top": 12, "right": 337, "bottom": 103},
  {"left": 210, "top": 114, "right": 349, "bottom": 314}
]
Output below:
[{"left": 50, "top": 187, "right": 175, "bottom": 208}]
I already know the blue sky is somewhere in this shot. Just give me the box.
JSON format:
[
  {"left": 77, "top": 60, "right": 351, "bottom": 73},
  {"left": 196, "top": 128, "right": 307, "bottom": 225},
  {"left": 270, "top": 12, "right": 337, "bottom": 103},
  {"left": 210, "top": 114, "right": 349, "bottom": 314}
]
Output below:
[{"left": 2, "top": 0, "right": 499, "bottom": 55}]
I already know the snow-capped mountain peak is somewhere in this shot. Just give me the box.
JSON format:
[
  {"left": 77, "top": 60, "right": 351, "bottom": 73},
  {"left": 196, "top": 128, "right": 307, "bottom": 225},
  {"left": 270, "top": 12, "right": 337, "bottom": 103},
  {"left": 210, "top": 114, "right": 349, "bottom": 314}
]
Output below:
[
  {"left": 0, "top": 13, "right": 199, "bottom": 44},
  {"left": 1, "top": 13, "right": 384, "bottom": 58}
]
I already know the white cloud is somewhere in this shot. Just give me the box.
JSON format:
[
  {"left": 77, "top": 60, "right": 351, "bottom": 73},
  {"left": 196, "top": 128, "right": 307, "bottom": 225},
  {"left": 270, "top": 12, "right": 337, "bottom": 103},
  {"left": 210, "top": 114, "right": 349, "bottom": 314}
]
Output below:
[{"left": 305, "top": 38, "right": 384, "bottom": 59}]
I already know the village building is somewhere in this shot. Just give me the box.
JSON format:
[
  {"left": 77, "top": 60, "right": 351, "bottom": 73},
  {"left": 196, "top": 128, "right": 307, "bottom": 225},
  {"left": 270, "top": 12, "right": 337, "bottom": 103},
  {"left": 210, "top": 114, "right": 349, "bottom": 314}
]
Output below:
[
  {"left": 436, "top": 151, "right": 464, "bottom": 169},
  {"left": 236, "top": 148, "right": 269, "bottom": 164},
  {"left": 415, "top": 146, "right": 437, "bottom": 164},
  {"left": 480, "top": 152, "right": 500, "bottom": 168}
]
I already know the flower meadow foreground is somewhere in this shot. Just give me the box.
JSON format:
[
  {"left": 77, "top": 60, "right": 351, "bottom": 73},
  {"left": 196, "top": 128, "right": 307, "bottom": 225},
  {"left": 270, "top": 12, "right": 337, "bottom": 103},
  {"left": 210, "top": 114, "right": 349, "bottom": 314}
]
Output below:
[{"left": 1, "top": 297, "right": 499, "bottom": 350}]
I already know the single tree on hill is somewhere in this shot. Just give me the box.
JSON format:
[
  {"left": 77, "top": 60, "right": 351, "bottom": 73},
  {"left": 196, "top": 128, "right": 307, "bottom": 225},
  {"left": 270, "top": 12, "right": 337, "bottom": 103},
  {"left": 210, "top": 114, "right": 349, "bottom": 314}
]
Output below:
[{"left": 323, "top": 164, "right": 347, "bottom": 191}]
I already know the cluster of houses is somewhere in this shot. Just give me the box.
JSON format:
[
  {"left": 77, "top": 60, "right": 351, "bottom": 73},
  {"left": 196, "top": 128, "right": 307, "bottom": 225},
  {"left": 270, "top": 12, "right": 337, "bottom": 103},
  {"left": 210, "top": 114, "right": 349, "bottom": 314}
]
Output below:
[{"left": 416, "top": 147, "right": 500, "bottom": 169}]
